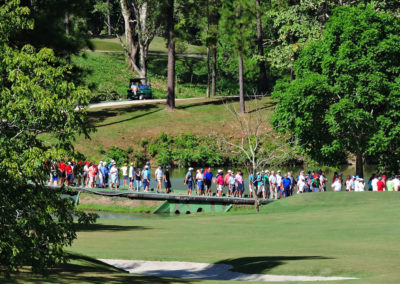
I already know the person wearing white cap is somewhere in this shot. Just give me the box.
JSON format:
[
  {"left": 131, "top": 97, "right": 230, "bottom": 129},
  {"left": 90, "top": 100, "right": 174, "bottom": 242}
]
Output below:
[
  {"left": 269, "top": 170, "right": 277, "bottom": 199},
  {"left": 216, "top": 170, "right": 224, "bottom": 197},
  {"left": 109, "top": 163, "right": 119, "bottom": 190},
  {"left": 185, "top": 167, "right": 194, "bottom": 195},
  {"left": 276, "top": 171, "right": 282, "bottom": 197}
]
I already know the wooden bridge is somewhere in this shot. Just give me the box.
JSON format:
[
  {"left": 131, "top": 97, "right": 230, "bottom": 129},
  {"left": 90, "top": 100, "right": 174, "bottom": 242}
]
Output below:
[{"left": 54, "top": 185, "right": 274, "bottom": 214}]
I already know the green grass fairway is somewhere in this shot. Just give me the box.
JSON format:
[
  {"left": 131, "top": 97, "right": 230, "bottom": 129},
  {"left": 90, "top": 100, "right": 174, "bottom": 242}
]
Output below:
[
  {"left": 90, "top": 36, "right": 206, "bottom": 54},
  {"left": 73, "top": 97, "right": 275, "bottom": 160},
  {"left": 69, "top": 192, "right": 400, "bottom": 283}
]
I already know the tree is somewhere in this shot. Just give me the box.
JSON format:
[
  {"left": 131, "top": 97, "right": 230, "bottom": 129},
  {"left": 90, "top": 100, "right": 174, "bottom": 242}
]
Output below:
[
  {"left": 271, "top": 4, "right": 400, "bottom": 177},
  {"left": 13, "top": 0, "right": 92, "bottom": 61},
  {"left": 0, "top": 0, "right": 92, "bottom": 275},
  {"left": 166, "top": 0, "right": 175, "bottom": 109},
  {"left": 220, "top": 0, "right": 255, "bottom": 113},
  {"left": 118, "top": 0, "right": 162, "bottom": 80},
  {"left": 255, "top": 0, "right": 268, "bottom": 94},
  {"left": 221, "top": 97, "right": 295, "bottom": 211}
]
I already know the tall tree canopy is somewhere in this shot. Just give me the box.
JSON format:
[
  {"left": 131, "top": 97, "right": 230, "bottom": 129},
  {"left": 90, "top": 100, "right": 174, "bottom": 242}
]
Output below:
[
  {"left": 0, "top": 0, "right": 91, "bottom": 275},
  {"left": 271, "top": 4, "right": 400, "bottom": 177}
]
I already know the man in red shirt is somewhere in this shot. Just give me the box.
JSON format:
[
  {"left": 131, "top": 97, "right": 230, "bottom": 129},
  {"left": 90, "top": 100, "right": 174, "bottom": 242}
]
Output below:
[
  {"left": 65, "top": 162, "right": 73, "bottom": 186},
  {"left": 58, "top": 161, "right": 66, "bottom": 185},
  {"left": 377, "top": 177, "right": 386, "bottom": 191}
]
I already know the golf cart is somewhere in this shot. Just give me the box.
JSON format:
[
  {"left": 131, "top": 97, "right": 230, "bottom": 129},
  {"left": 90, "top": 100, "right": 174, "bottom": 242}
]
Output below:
[{"left": 127, "top": 78, "right": 154, "bottom": 100}]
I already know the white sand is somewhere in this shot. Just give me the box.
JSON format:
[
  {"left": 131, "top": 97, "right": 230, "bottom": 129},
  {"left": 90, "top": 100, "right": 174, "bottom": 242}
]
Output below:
[{"left": 99, "top": 259, "right": 357, "bottom": 282}]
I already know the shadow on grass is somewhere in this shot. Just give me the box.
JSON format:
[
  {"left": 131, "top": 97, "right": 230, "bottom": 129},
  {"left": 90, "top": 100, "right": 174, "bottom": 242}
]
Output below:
[
  {"left": 75, "top": 223, "right": 150, "bottom": 232},
  {"left": 3, "top": 253, "right": 190, "bottom": 284},
  {"left": 88, "top": 104, "right": 161, "bottom": 127},
  {"left": 216, "top": 256, "right": 332, "bottom": 274},
  {"left": 176, "top": 97, "right": 238, "bottom": 110}
]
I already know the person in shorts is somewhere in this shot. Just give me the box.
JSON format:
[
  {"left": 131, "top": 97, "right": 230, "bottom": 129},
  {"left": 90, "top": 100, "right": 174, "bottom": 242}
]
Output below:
[
  {"left": 196, "top": 168, "right": 205, "bottom": 195},
  {"left": 128, "top": 163, "right": 135, "bottom": 190},
  {"left": 248, "top": 172, "right": 254, "bottom": 198},
  {"left": 121, "top": 163, "right": 129, "bottom": 187},
  {"left": 184, "top": 167, "right": 194, "bottom": 195},
  {"left": 204, "top": 168, "right": 213, "bottom": 196},
  {"left": 109, "top": 163, "right": 119, "bottom": 190},
  {"left": 163, "top": 166, "right": 171, "bottom": 193},
  {"left": 216, "top": 170, "right": 224, "bottom": 197},
  {"left": 155, "top": 165, "right": 163, "bottom": 193},
  {"left": 235, "top": 170, "right": 244, "bottom": 197},
  {"left": 142, "top": 165, "right": 150, "bottom": 191}
]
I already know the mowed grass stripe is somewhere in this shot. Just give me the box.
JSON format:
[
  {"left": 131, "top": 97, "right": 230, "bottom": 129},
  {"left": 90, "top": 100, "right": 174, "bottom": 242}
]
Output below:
[{"left": 70, "top": 192, "right": 400, "bottom": 283}]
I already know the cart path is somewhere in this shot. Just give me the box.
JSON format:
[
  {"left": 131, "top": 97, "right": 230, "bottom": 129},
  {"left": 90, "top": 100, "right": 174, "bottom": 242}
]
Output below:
[
  {"left": 100, "top": 259, "right": 357, "bottom": 282},
  {"left": 88, "top": 96, "right": 233, "bottom": 109}
]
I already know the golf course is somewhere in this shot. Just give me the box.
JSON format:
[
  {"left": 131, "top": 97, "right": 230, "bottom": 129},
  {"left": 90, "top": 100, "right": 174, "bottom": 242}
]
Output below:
[{"left": 4, "top": 192, "right": 399, "bottom": 283}]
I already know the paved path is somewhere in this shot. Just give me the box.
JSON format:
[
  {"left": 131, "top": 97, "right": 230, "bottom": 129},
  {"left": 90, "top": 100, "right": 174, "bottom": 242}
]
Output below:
[
  {"left": 86, "top": 49, "right": 206, "bottom": 59},
  {"left": 88, "top": 96, "right": 230, "bottom": 109},
  {"left": 100, "top": 259, "right": 357, "bottom": 282}
]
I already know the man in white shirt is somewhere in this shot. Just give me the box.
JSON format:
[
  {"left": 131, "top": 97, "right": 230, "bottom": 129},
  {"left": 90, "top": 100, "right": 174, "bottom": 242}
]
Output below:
[
  {"left": 121, "top": 163, "right": 128, "bottom": 187},
  {"left": 128, "top": 163, "right": 135, "bottom": 190},
  {"left": 332, "top": 178, "right": 342, "bottom": 192},
  {"left": 269, "top": 171, "right": 277, "bottom": 200},
  {"left": 155, "top": 165, "right": 163, "bottom": 193},
  {"left": 297, "top": 171, "right": 305, "bottom": 194},
  {"left": 393, "top": 175, "right": 400, "bottom": 192},
  {"left": 276, "top": 170, "right": 282, "bottom": 194},
  {"left": 372, "top": 175, "right": 379, "bottom": 191}
]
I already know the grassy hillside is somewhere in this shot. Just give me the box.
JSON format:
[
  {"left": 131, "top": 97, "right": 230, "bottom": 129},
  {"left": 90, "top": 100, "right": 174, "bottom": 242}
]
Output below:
[
  {"left": 72, "top": 51, "right": 211, "bottom": 101},
  {"left": 90, "top": 36, "right": 206, "bottom": 54},
  {"left": 68, "top": 192, "right": 400, "bottom": 283},
  {"left": 73, "top": 98, "right": 276, "bottom": 161}
]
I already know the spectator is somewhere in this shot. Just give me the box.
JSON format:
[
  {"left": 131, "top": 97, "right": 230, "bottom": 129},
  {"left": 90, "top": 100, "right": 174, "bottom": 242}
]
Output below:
[
  {"left": 184, "top": 167, "right": 194, "bottom": 195},
  {"left": 155, "top": 165, "right": 163, "bottom": 193},
  {"left": 216, "top": 170, "right": 224, "bottom": 197},
  {"left": 164, "top": 166, "right": 171, "bottom": 193},
  {"left": 121, "top": 163, "right": 129, "bottom": 187}
]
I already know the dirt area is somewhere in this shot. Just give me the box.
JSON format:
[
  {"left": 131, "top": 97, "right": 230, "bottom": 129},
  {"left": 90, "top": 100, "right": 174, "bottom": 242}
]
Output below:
[{"left": 78, "top": 193, "right": 163, "bottom": 211}]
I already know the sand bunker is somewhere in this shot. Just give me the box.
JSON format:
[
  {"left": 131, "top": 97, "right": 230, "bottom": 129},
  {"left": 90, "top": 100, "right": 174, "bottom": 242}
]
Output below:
[{"left": 99, "top": 259, "right": 357, "bottom": 282}]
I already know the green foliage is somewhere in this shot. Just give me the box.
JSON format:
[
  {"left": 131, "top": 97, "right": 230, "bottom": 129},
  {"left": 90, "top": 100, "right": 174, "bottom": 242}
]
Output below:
[
  {"left": 148, "top": 132, "right": 231, "bottom": 167},
  {"left": 272, "top": 4, "right": 400, "bottom": 173},
  {"left": 103, "top": 146, "right": 147, "bottom": 167},
  {"left": 0, "top": 0, "right": 92, "bottom": 275}
]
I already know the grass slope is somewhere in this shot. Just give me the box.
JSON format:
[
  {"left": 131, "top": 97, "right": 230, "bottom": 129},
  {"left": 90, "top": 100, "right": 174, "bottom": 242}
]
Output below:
[
  {"left": 69, "top": 192, "right": 400, "bottom": 283},
  {"left": 73, "top": 97, "right": 275, "bottom": 161},
  {"left": 73, "top": 51, "right": 210, "bottom": 100},
  {"left": 90, "top": 36, "right": 206, "bottom": 54}
]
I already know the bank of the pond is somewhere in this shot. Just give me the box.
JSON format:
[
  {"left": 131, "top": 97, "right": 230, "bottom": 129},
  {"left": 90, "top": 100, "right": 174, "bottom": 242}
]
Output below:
[{"left": 77, "top": 192, "right": 162, "bottom": 214}]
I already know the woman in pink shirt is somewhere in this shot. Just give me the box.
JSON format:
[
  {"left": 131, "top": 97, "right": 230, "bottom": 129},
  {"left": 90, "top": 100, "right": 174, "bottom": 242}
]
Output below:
[
  {"left": 235, "top": 171, "right": 244, "bottom": 197},
  {"left": 216, "top": 170, "right": 224, "bottom": 197}
]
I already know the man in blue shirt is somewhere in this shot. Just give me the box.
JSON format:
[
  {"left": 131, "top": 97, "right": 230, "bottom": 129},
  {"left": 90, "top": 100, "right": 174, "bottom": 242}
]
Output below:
[
  {"left": 204, "top": 168, "right": 213, "bottom": 196},
  {"left": 282, "top": 173, "right": 291, "bottom": 198}
]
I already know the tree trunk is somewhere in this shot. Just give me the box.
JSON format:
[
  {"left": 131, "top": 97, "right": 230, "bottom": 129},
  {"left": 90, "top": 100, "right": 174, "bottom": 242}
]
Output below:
[
  {"left": 238, "top": 53, "right": 245, "bottom": 114},
  {"left": 206, "top": 0, "right": 210, "bottom": 98},
  {"left": 166, "top": 0, "right": 175, "bottom": 110},
  {"left": 256, "top": 0, "right": 268, "bottom": 94},
  {"left": 121, "top": 0, "right": 136, "bottom": 71},
  {"left": 64, "top": 11, "right": 70, "bottom": 64},
  {"left": 206, "top": 46, "right": 210, "bottom": 98},
  {"left": 107, "top": 0, "right": 111, "bottom": 36},
  {"left": 211, "top": 45, "right": 217, "bottom": 96},
  {"left": 356, "top": 152, "right": 363, "bottom": 178}
]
